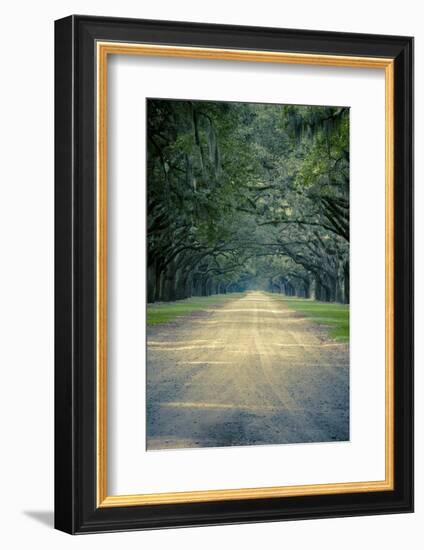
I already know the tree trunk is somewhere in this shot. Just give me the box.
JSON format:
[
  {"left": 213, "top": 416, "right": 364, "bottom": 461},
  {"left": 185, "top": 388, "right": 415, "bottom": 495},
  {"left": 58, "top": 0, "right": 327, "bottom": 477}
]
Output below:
[
  {"left": 174, "top": 268, "right": 186, "bottom": 300},
  {"left": 201, "top": 277, "right": 210, "bottom": 296},
  {"left": 155, "top": 265, "right": 164, "bottom": 302},
  {"left": 304, "top": 278, "right": 310, "bottom": 299},
  {"left": 162, "top": 260, "right": 177, "bottom": 301},
  {"left": 193, "top": 276, "right": 202, "bottom": 296},
  {"left": 344, "top": 261, "right": 350, "bottom": 304},
  {"left": 157, "top": 270, "right": 165, "bottom": 301},
  {"left": 147, "top": 261, "right": 156, "bottom": 303}
]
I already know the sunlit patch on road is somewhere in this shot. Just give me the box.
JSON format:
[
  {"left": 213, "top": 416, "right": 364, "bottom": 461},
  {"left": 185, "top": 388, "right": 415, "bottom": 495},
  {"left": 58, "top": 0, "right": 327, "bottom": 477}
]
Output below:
[{"left": 160, "top": 401, "right": 288, "bottom": 412}]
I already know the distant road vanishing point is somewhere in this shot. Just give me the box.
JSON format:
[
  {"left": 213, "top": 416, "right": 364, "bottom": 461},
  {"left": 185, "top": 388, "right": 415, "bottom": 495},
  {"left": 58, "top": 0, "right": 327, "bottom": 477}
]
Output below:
[{"left": 146, "top": 291, "right": 349, "bottom": 450}]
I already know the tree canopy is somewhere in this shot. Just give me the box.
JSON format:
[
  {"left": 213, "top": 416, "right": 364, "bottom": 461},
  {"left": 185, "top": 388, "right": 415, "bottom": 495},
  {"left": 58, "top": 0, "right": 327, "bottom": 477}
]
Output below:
[{"left": 147, "top": 98, "right": 349, "bottom": 304}]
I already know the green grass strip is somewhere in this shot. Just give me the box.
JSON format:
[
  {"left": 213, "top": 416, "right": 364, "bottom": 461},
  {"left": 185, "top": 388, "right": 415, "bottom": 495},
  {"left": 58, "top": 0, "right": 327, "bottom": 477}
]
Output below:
[
  {"left": 281, "top": 296, "right": 349, "bottom": 342},
  {"left": 147, "top": 293, "right": 244, "bottom": 326}
]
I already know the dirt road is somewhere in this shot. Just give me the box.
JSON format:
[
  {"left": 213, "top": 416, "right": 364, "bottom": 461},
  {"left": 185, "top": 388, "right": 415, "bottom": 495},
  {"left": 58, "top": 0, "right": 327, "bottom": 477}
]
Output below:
[{"left": 146, "top": 291, "right": 349, "bottom": 450}]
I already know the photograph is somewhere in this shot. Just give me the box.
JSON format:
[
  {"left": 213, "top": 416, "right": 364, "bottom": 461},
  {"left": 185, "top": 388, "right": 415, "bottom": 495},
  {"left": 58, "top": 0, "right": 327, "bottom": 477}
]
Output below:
[
  {"left": 146, "top": 98, "right": 350, "bottom": 450},
  {"left": 51, "top": 12, "right": 413, "bottom": 536}
]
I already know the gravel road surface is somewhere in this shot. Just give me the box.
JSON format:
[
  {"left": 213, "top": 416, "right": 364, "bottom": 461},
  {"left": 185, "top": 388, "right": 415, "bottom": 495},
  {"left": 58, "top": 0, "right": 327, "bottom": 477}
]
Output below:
[{"left": 146, "top": 291, "right": 349, "bottom": 450}]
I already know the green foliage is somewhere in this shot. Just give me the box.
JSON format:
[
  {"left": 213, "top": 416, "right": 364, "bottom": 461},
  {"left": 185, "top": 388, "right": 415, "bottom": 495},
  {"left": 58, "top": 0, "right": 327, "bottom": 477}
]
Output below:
[{"left": 147, "top": 99, "right": 350, "bottom": 306}]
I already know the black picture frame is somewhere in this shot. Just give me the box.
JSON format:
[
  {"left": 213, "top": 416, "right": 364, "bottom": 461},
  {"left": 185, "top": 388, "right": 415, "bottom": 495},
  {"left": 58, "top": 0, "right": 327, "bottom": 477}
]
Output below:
[{"left": 55, "top": 15, "right": 413, "bottom": 534}]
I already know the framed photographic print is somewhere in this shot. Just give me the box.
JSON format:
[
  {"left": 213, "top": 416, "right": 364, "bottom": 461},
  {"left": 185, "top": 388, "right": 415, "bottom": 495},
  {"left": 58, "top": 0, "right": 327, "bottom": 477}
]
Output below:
[{"left": 54, "top": 15, "right": 413, "bottom": 534}]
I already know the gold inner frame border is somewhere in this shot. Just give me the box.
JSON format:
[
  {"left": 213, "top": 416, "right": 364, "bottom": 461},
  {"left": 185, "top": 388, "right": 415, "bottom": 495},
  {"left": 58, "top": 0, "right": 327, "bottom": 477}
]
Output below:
[{"left": 96, "top": 42, "right": 394, "bottom": 508}]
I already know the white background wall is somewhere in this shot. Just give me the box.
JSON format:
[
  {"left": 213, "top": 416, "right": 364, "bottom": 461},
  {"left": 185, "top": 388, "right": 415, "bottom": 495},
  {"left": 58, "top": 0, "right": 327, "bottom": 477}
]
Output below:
[{"left": 0, "top": 0, "right": 420, "bottom": 547}]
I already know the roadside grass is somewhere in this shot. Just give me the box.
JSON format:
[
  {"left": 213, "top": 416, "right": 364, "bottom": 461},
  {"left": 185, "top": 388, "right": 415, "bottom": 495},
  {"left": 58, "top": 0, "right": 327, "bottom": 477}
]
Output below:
[
  {"left": 282, "top": 296, "right": 349, "bottom": 342},
  {"left": 147, "top": 293, "right": 244, "bottom": 326}
]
